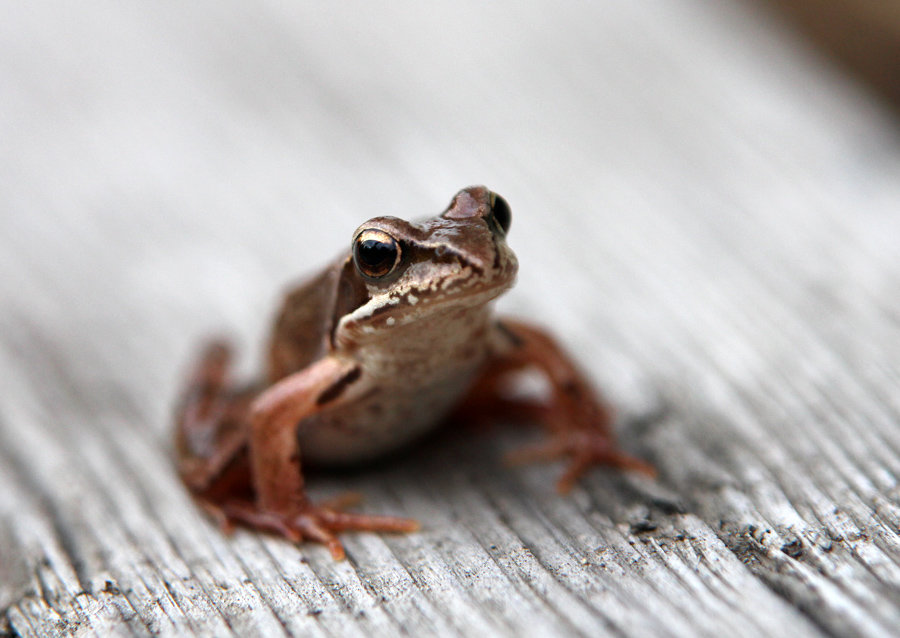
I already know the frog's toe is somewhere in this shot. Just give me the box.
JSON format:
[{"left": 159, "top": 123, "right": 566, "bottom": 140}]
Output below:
[
  {"left": 217, "top": 499, "right": 418, "bottom": 559},
  {"left": 505, "top": 432, "right": 656, "bottom": 493},
  {"left": 291, "top": 512, "right": 345, "bottom": 558},
  {"left": 220, "top": 501, "right": 304, "bottom": 543},
  {"left": 555, "top": 436, "right": 657, "bottom": 493},
  {"left": 309, "top": 507, "right": 421, "bottom": 534},
  {"left": 293, "top": 505, "right": 419, "bottom": 559}
]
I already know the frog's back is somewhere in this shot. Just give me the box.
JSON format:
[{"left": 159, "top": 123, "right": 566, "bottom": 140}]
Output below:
[{"left": 266, "top": 262, "right": 341, "bottom": 382}]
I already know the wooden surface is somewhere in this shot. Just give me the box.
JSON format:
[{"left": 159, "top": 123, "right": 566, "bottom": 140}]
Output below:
[{"left": 2, "top": 1, "right": 899, "bottom": 636}]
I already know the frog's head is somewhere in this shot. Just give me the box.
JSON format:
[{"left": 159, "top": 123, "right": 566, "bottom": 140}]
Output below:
[{"left": 335, "top": 186, "right": 518, "bottom": 339}]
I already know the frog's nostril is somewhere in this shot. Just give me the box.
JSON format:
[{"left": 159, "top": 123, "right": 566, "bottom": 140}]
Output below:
[{"left": 488, "top": 192, "right": 511, "bottom": 235}]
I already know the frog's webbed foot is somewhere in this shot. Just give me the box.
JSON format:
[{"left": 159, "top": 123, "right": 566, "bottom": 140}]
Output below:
[
  {"left": 459, "top": 318, "right": 656, "bottom": 491},
  {"left": 505, "top": 431, "right": 656, "bottom": 493},
  {"left": 211, "top": 496, "right": 419, "bottom": 560}
]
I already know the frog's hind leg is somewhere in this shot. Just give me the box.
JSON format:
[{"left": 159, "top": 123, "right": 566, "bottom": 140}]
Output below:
[
  {"left": 175, "top": 340, "right": 257, "bottom": 494},
  {"left": 454, "top": 319, "right": 656, "bottom": 493}
]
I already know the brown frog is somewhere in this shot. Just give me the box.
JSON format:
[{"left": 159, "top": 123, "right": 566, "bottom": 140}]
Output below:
[{"left": 176, "top": 186, "right": 653, "bottom": 559}]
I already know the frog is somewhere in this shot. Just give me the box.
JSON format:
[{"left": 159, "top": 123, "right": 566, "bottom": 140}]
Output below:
[{"left": 175, "top": 185, "right": 653, "bottom": 559}]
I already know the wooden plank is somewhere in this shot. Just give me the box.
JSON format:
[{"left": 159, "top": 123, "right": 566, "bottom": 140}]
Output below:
[{"left": 2, "top": 1, "right": 899, "bottom": 636}]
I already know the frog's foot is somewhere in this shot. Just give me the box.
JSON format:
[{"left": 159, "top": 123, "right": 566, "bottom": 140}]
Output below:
[
  {"left": 505, "top": 431, "right": 657, "bottom": 493},
  {"left": 217, "top": 498, "right": 419, "bottom": 560}
]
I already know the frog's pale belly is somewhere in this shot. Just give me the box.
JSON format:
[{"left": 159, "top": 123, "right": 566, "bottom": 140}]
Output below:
[
  {"left": 297, "top": 306, "right": 494, "bottom": 465},
  {"left": 297, "top": 362, "right": 479, "bottom": 465}
]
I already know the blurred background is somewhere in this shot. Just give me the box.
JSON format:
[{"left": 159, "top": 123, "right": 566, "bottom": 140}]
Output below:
[
  {"left": 1, "top": 0, "right": 898, "bottom": 428},
  {"left": 764, "top": 0, "right": 900, "bottom": 108}
]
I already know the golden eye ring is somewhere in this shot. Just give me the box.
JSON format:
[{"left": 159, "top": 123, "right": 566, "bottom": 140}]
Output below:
[{"left": 353, "top": 229, "right": 401, "bottom": 279}]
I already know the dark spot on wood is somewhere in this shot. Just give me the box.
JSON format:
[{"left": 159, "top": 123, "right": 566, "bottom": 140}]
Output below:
[
  {"left": 630, "top": 520, "right": 658, "bottom": 534},
  {"left": 316, "top": 366, "right": 362, "bottom": 406},
  {"left": 781, "top": 538, "right": 804, "bottom": 559},
  {"left": 649, "top": 496, "right": 687, "bottom": 516}
]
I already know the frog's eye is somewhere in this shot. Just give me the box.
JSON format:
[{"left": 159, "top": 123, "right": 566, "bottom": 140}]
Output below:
[
  {"left": 353, "top": 229, "right": 401, "bottom": 278},
  {"left": 489, "top": 192, "right": 512, "bottom": 235}
]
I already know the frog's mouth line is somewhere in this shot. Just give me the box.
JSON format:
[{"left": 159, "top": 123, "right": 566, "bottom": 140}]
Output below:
[{"left": 348, "top": 256, "right": 516, "bottom": 327}]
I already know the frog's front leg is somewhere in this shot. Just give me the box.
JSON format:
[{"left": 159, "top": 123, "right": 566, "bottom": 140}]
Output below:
[
  {"left": 458, "top": 319, "right": 656, "bottom": 492},
  {"left": 176, "top": 345, "right": 417, "bottom": 559},
  {"left": 224, "top": 356, "right": 419, "bottom": 559}
]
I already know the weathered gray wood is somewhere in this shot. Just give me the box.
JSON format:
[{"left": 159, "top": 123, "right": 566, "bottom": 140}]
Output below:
[{"left": 2, "top": 1, "right": 899, "bottom": 636}]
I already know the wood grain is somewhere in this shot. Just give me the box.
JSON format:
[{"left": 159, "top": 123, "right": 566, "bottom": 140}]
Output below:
[{"left": 2, "top": 1, "right": 899, "bottom": 636}]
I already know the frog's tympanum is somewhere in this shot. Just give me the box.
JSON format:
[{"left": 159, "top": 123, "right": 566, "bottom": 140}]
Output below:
[{"left": 176, "top": 186, "right": 653, "bottom": 558}]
